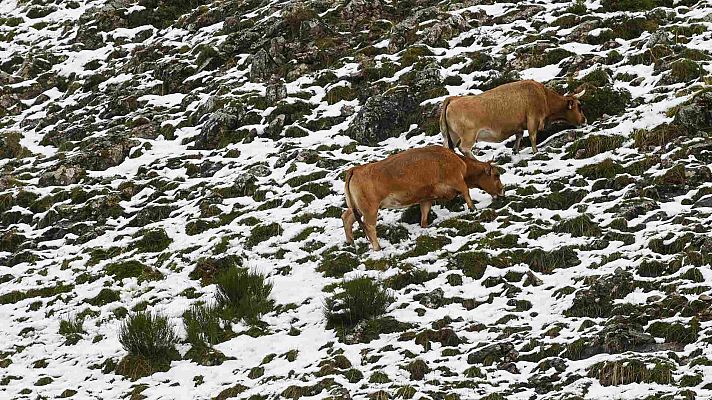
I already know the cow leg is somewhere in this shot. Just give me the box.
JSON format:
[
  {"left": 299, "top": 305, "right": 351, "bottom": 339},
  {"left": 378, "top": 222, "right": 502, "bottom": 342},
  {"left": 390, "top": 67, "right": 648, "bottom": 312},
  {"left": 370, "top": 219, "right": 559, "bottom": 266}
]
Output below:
[
  {"left": 459, "top": 136, "right": 477, "bottom": 159},
  {"left": 341, "top": 208, "right": 355, "bottom": 244},
  {"left": 419, "top": 201, "right": 432, "bottom": 228},
  {"left": 457, "top": 182, "right": 475, "bottom": 211},
  {"left": 527, "top": 119, "right": 539, "bottom": 154},
  {"left": 362, "top": 209, "right": 381, "bottom": 251},
  {"left": 513, "top": 131, "right": 523, "bottom": 154}
]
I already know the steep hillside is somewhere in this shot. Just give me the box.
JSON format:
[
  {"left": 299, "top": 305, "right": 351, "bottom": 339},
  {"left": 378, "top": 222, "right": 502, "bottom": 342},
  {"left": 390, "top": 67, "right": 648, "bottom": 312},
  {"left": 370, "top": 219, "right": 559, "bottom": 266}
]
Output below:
[{"left": 1, "top": 0, "right": 712, "bottom": 399}]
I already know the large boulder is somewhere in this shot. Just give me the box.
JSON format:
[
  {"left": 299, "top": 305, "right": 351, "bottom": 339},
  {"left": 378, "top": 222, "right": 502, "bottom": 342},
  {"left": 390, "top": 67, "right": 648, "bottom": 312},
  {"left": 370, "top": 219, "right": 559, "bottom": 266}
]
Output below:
[
  {"left": 72, "top": 133, "right": 139, "bottom": 171},
  {"left": 673, "top": 91, "right": 712, "bottom": 134},
  {"left": 194, "top": 108, "right": 244, "bottom": 150},
  {"left": 38, "top": 165, "right": 86, "bottom": 187},
  {"left": 345, "top": 87, "right": 419, "bottom": 145}
]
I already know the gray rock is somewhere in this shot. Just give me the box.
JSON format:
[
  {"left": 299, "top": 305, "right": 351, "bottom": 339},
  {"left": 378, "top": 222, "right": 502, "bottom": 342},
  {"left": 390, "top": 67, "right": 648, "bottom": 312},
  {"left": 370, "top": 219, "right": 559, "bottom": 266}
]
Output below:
[
  {"left": 417, "top": 288, "right": 445, "bottom": 308},
  {"left": 72, "top": 134, "right": 139, "bottom": 171},
  {"left": 646, "top": 29, "right": 672, "bottom": 48},
  {"left": 694, "top": 195, "right": 712, "bottom": 209},
  {"left": 673, "top": 91, "right": 712, "bottom": 132},
  {"left": 250, "top": 49, "right": 274, "bottom": 82},
  {"left": 266, "top": 81, "right": 287, "bottom": 104},
  {"left": 195, "top": 110, "right": 243, "bottom": 149},
  {"left": 565, "top": 269, "right": 635, "bottom": 318},
  {"left": 566, "top": 20, "right": 600, "bottom": 42},
  {"left": 345, "top": 87, "right": 419, "bottom": 146},
  {"left": 420, "top": 14, "right": 469, "bottom": 46},
  {"left": 264, "top": 114, "right": 286, "bottom": 139},
  {"left": 38, "top": 165, "right": 86, "bottom": 187},
  {"left": 467, "top": 342, "right": 518, "bottom": 365}
]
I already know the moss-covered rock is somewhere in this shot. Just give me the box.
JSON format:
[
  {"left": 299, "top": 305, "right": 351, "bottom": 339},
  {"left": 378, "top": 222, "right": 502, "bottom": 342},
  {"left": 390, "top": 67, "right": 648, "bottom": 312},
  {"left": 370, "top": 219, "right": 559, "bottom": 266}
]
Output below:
[
  {"left": 246, "top": 223, "right": 282, "bottom": 248},
  {"left": 105, "top": 260, "right": 163, "bottom": 282},
  {"left": 318, "top": 251, "right": 359, "bottom": 277},
  {"left": 134, "top": 228, "right": 172, "bottom": 253},
  {"left": 565, "top": 269, "right": 635, "bottom": 318},
  {"left": 0, "top": 131, "right": 30, "bottom": 159}
]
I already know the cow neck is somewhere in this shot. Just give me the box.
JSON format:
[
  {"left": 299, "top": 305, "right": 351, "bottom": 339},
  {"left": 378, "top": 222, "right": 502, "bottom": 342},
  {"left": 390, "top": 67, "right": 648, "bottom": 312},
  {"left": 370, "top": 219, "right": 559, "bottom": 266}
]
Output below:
[
  {"left": 544, "top": 88, "right": 569, "bottom": 123},
  {"left": 464, "top": 159, "right": 488, "bottom": 186}
]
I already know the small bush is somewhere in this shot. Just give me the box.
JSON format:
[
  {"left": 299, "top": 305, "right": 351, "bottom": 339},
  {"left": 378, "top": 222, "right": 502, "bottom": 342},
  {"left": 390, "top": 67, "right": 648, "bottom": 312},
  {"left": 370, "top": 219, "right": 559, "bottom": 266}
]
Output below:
[
  {"left": 116, "top": 311, "right": 179, "bottom": 379},
  {"left": 215, "top": 267, "right": 273, "bottom": 323},
  {"left": 119, "top": 311, "right": 179, "bottom": 361},
  {"left": 324, "top": 277, "right": 393, "bottom": 329},
  {"left": 600, "top": 0, "right": 667, "bottom": 11},
  {"left": 577, "top": 159, "right": 625, "bottom": 179},
  {"left": 0, "top": 131, "right": 29, "bottom": 159},
  {"left": 317, "top": 251, "right": 359, "bottom": 277},
  {"left": 183, "top": 303, "right": 230, "bottom": 348},
  {"left": 665, "top": 59, "right": 703, "bottom": 84},
  {"left": 86, "top": 288, "right": 120, "bottom": 306},
  {"left": 567, "top": 0, "right": 587, "bottom": 14}
]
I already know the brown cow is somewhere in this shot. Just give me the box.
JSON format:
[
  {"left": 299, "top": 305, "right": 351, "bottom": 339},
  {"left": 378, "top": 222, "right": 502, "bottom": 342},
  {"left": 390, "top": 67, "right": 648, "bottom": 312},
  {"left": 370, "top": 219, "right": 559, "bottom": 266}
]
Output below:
[
  {"left": 440, "top": 80, "right": 587, "bottom": 158},
  {"left": 342, "top": 146, "right": 504, "bottom": 251}
]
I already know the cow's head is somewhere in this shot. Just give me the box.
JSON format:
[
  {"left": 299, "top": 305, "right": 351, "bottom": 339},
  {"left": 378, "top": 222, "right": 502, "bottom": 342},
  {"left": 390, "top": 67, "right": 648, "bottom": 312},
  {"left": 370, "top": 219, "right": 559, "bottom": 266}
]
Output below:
[
  {"left": 562, "top": 89, "right": 587, "bottom": 126},
  {"left": 465, "top": 159, "right": 505, "bottom": 199}
]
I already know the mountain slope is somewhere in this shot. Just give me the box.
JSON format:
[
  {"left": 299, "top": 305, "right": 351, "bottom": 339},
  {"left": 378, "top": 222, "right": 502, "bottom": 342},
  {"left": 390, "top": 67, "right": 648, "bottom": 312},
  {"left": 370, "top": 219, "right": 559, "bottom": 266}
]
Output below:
[{"left": 1, "top": 0, "right": 712, "bottom": 399}]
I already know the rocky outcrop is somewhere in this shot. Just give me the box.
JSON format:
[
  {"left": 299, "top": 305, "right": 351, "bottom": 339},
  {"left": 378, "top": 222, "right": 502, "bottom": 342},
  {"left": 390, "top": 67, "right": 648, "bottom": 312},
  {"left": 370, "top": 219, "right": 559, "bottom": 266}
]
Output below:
[
  {"left": 345, "top": 87, "right": 419, "bottom": 145},
  {"left": 38, "top": 165, "right": 86, "bottom": 187}
]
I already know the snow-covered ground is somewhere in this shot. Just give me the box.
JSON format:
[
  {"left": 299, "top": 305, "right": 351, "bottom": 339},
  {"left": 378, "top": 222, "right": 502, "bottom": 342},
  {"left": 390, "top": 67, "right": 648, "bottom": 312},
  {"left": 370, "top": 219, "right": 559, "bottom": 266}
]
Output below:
[{"left": 1, "top": 0, "right": 711, "bottom": 399}]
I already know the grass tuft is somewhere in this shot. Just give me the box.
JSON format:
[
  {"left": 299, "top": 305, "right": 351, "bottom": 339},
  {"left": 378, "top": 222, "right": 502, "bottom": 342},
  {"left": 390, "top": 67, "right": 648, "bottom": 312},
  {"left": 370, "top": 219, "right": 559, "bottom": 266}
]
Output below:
[
  {"left": 554, "top": 214, "right": 601, "bottom": 237},
  {"left": 59, "top": 315, "right": 85, "bottom": 345},
  {"left": 215, "top": 266, "right": 273, "bottom": 323},
  {"left": 183, "top": 302, "right": 231, "bottom": 348},
  {"left": 116, "top": 311, "right": 179, "bottom": 379},
  {"left": 324, "top": 276, "right": 393, "bottom": 330}
]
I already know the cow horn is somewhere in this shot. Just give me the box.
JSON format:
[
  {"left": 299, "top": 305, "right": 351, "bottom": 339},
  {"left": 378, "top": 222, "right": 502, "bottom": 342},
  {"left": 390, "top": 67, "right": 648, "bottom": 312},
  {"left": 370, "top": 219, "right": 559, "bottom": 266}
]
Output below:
[{"left": 574, "top": 89, "right": 586, "bottom": 98}]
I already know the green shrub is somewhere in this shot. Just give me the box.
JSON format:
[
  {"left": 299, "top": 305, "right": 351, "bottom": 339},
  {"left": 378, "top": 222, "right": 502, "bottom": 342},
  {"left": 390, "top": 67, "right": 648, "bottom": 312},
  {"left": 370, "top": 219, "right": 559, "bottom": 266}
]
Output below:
[
  {"left": 183, "top": 303, "right": 231, "bottom": 348},
  {"left": 647, "top": 320, "right": 699, "bottom": 344},
  {"left": 324, "top": 277, "right": 393, "bottom": 329},
  {"left": 580, "top": 85, "right": 631, "bottom": 120},
  {"left": 0, "top": 131, "right": 29, "bottom": 159},
  {"left": 86, "top": 288, "right": 120, "bottom": 306},
  {"left": 119, "top": 311, "right": 178, "bottom": 360},
  {"left": 317, "top": 251, "right": 359, "bottom": 277},
  {"left": 600, "top": 0, "right": 668, "bottom": 11},
  {"left": 385, "top": 269, "right": 436, "bottom": 290},
  {"left": 666, "top": 59, "right": 702, "bottom": 84},
  {"left": 215, "top": 267, "right": 273, "bottom": 323}
]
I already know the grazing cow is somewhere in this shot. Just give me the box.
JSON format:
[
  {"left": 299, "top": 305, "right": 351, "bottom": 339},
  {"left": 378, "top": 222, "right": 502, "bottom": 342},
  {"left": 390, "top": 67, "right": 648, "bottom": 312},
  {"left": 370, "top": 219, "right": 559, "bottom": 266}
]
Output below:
[
  {"left": 342, "top": 146, "right": 504, "bottom": 251},
  {"left": 440, "top": 80, "right": 587, "bottom": 157}
]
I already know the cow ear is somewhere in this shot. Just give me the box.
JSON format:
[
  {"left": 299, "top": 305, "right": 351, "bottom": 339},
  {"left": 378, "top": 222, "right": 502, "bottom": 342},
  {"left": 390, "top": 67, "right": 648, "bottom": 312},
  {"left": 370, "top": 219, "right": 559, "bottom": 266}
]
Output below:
[{"left": 568, "top": 100, "right": 574, "bottom": 110}]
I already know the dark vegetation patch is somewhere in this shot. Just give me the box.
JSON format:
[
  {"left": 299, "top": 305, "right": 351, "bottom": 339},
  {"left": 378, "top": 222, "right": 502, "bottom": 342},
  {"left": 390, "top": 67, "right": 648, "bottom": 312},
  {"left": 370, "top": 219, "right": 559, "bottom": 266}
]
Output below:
[
  {"left": 214, "top": 266, "right": 273, "bottom": 323},
  {"left": 324, "top": 276, "right": 394, "bottom": 339},
  {"left": 116, "top": 311, "right": 180, "bottom": 380}
]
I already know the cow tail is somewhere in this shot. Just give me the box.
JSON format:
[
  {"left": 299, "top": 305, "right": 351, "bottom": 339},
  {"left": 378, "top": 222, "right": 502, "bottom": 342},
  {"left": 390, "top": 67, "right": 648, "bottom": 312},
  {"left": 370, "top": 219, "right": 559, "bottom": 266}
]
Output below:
[
  {"left": 440, "top": 97, "right": 454, "bottom": 150},
  {"left": 345, "top": 168, "right": 365, "bottom": 231}
]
